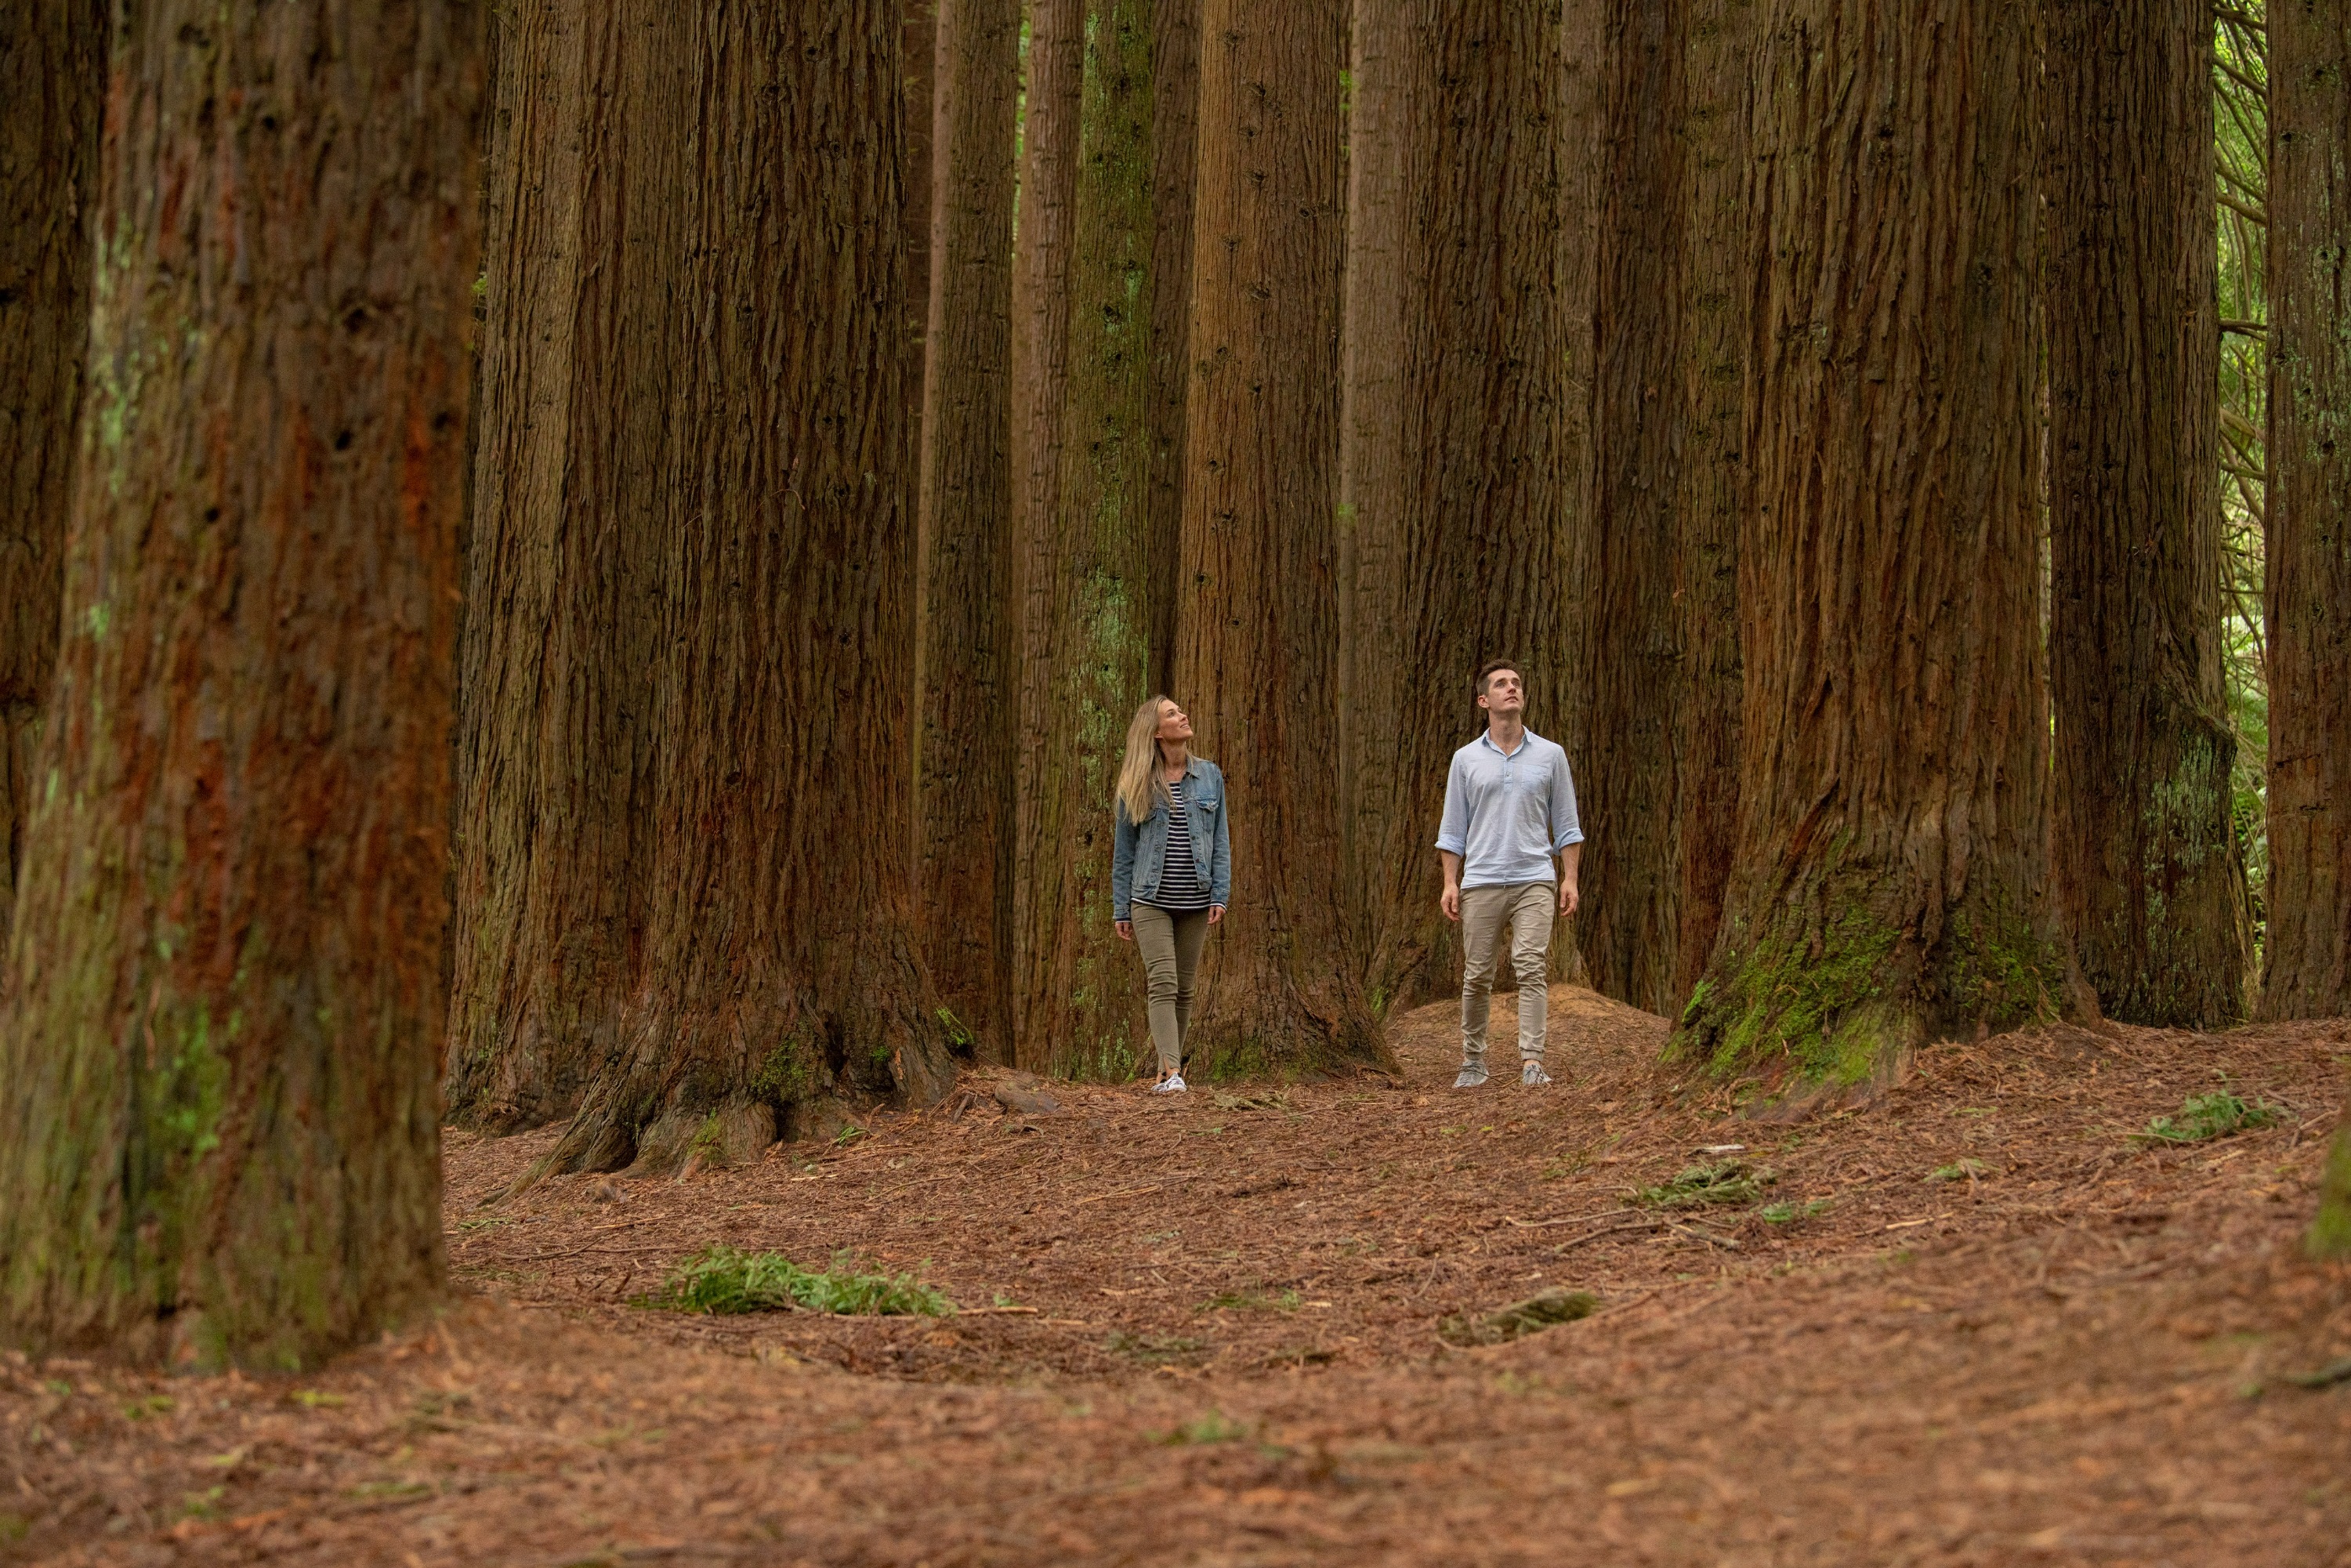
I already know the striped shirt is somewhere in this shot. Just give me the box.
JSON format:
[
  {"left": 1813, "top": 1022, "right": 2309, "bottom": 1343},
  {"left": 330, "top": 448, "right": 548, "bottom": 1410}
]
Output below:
[{"left": 1139, "top": 777, "right": 1212, "bottom": 913}]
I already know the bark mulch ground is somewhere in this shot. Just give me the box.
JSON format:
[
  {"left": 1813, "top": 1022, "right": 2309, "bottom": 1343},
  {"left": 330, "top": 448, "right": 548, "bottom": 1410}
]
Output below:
[{"left": 5, "top": 986, "right": 2350, "bottom": 1565}]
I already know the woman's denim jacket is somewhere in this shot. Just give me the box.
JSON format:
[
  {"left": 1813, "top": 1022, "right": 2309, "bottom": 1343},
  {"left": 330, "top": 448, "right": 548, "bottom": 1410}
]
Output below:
[{"left": 1112, "top": 758, "right": 1231, "bottom": 922}]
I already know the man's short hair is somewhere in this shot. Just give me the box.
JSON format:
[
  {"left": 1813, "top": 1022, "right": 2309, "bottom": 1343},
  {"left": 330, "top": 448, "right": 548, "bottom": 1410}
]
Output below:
[{"left": 1474, "top": 658, "right": 1522, "bottom": 697}]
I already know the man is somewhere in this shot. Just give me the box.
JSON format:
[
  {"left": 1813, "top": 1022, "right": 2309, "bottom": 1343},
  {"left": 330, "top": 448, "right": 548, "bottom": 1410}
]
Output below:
[{"left": 1436, "top": 659, "right": 1583, "bottom": 1088}]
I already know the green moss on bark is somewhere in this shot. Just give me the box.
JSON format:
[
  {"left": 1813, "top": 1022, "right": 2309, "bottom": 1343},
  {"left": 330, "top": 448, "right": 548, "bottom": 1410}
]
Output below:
[{"left": 2310, "top": 1119, "right": 2351, "bottom": 1261}]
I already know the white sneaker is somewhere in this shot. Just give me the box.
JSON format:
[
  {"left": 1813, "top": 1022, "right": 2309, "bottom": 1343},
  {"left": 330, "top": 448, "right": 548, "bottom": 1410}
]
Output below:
[
  {"left": 1521, "top": 1060, "right": 1552, "bottom": 1087},
  {"left": 1152, "top": 1073, "right": 1188, "bottom": 1095},
  {"left": 1454, "top": 1062, "right": 1489, "bottom": 1089}
]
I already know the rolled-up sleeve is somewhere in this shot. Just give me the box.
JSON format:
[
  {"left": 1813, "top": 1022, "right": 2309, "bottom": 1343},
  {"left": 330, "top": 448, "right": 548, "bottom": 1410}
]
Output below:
[
  {"left": 1550, "top": 749, "right": 1584, "bottom": 849},
  {"left": 1435, "top": 753, "right": 1470, "bottom": 855}
]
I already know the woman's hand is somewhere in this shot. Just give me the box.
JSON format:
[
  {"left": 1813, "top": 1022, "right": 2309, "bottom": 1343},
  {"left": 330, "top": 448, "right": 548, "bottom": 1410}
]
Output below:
[
  {"left": 1115, "top": 920, "right": 1134, "bottom": 941},
  {"left": 1208, "top": 904, "right": 1225, "bottom": 925}
]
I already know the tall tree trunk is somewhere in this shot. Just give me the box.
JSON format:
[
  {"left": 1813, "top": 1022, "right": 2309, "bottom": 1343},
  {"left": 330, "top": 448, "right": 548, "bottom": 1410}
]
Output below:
[
  {"left": 1552, "top": 0, "right": 1602, "bottom": 989},
  {"left": 1177, "top": 0, "right": 1389, "bottom": 1077},
  {"left": 1342, "top": 0, "right": 1570, "bottom": 1018},
  {"left": 0, "top": 0, "right": 480, "bottom": 1368},
  {"left": 1675, "top": 0, "right": 2065, "bottom": 1085},
  {"left": 0, "top": 2, "right": 107, "bottom": 936},
  {"left": 1575, "top": 0, "right": 1690, "bottom": 1016},
  {"left": 1147, "top": 0, "right": 1201, "bottom": 693},
  {"left": 539, "top": 0, "right": 955, "bottom": 1177},
  {"left": 915, "top": 0, "right": 1022, "bottom": 1059},
  {"left": 1668, "top": 0, "right": 1752, "bottom": 1014},
  {"left": 1009, "top": 0, "right": 1195, "bottom": 1077},
  {"left": 2046, "top": 0, "right": 2249, "bottom": 1029},
  {"left": 2263, "top": 0, "right": 2351, "bottom": 1023},
  {"left": 444, "top": 2, "right": 648, "bottom": 1130}
]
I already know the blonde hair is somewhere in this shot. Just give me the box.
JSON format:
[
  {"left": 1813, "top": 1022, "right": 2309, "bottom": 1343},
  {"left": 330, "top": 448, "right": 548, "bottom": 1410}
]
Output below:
[{"left": 1115, "top": 695, "right": 1178, "bottom": 825}]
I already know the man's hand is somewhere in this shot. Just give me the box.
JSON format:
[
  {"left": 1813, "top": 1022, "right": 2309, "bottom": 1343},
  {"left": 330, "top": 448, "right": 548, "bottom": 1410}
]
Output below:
[
  {"left": 1208, "top": 904, "right": 1225, "bottom": 925},
  {"left": 1115, "top": 920, "right": 1134, "bottom": 941},
  {"left": 1558, "top": 881, "right": 1580, "bottom": 917},
  {"left": 1441, "top": 882, "right": 1462, "bottom": 923}
]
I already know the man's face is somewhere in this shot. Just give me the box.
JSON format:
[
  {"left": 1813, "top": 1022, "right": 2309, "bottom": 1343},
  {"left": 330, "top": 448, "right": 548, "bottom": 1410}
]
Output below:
[{"left": 1480, "top": 668, "right": 1524, "bottom": 719}]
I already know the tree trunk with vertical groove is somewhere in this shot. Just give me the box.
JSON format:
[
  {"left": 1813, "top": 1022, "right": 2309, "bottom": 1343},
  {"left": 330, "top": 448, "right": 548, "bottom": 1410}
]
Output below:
[
  {"left": 1343, "top": 0, "right": 1570, "bottom": 1019},
  {"left": 0, "top": 2, "right": 106, "bottom": 939},
  {"left": 915, "top": 0, "right": 1022, "bottom": 1061},
  {"left": 2263, "top": 0, "right": 2351, "bottom": 1026},
  {"left": 536, "top": 0, "right": 955, "bottom": 1178},
  {"left": 2046, "top": 0, "right": 2249, "bottom": 1030},
  {"left": 444, "top": 0, "right": 650, "bottom": 1130},
  {"left": 1675, "top": 0, "right": 2068, "bottom": 1087},
  {"left": 1575, "top": 0, "right": 1690, "bottom": 1017},
  {"left": 1176, "top": 0, "right": 1389, "bottom": 1078},
  {"left": 0, "top": 0, "right": 480, "bottom": 1369},
  {"left": 1009, "top": 0, "right": 1197, "bottom": 1077}
]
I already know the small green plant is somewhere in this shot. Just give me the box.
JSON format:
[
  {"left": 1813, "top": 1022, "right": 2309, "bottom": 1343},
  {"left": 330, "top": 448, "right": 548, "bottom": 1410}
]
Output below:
[
  {"left": 832, "top": 1123, "right": 866, "bottom": 1148},
  {"left": 1633, "top": 1161, "right": 1776, "bottom": 1209},
  {"left": 289, "top": 1389, "right": 344, "bottom": 1410},
  {"left": 1927, "top": 1158, "right": 1991, "bottom": 1182},
  {"left": 1157, "top": 1410, "right": 1245, "bottom": 1446},
  {"left": 2133, "top": 1092, "right": 2284, "bottom": 1146},
  {"left": 644, "top": 1245, "right": 951, "bottom": 1317},
  {"left": 1759, "top": 1198, "right": 1831, "bottom": 1224}
]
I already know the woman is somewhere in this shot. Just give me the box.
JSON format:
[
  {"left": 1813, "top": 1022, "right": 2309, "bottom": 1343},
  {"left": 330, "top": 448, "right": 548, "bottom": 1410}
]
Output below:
[{"left": 1111, "top": 696, "right": 1230, "bottom": 1093}]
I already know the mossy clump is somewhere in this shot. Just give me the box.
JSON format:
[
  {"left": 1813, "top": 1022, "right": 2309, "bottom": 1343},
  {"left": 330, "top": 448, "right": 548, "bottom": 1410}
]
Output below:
[
  {"left": 1672, "top": 907, "right": 1904, "bottom": 1084},
  {"left": 1438, "top": 1287, "right": 1600, "bottom": 1347},
  {"left": 643, "top": 1246, "right": 951, "bottom": 1317},
  {"left": 1632, "top": 1160, "right": 1776, "bottom": 1209},
  {"left": 2132, "top": 1092, "right": 2283, "bottom": 1146},
  {"left": 750, "top": 1034, "right": 822, "bottom": 1106}
]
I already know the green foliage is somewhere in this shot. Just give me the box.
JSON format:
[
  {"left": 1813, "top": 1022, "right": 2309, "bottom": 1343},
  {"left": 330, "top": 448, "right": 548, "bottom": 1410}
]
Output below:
[
  {"left": 1926, "top": 1158, "right": 1991, "bottom": 1182},
  {"left": 1633, "top": 1161, "right": 1775, "bottom": 1209},
  {"left": 644, "top": 1246, "right": 951, "bottom": 1318},
  {"left": 2311, "top": 1123, "right": 2351, "bottom": 1260},
  {"left": 750, "top": 1035, "right": 820, "bottom": 1105},
  {"left": 1759, "top": 1198, "right": 1832, "bottom": 1225},
  {"left": 2132, "top": 1092, "right": 2284, "bottom": 1146},
  {"left": 1156, "top": 1410, "right": 1245, "bottom": 1446}
]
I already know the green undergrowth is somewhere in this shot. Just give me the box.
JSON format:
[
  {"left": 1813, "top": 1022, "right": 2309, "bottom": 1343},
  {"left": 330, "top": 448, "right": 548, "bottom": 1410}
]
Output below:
[
  {"left": 2132, "top": 1092, "right": 2283, "bottom": 1146},
  {"left": 2312, "top": 1124, "right": 2351, "bottom": 1260},
  {"left": 1633, "top": 1161, "right": 1776, "bottom": 1209},
  {"left": 641, "top": 1246, "right": 951, "bottom": 1317},
  {"left": 1759, "top": 1198, "right": 1831, "bottom": 1224}
]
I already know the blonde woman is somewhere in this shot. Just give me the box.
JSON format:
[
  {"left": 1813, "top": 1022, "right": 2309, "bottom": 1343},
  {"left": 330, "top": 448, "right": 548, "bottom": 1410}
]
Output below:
[{"left": 1111, "top": 696, "right": 1230, "bottom": 1092}]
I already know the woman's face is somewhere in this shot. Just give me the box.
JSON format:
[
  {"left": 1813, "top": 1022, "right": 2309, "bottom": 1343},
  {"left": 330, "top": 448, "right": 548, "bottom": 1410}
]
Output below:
[{"left": 1156, "top": 701, "right": 1194, "bottom": 744}]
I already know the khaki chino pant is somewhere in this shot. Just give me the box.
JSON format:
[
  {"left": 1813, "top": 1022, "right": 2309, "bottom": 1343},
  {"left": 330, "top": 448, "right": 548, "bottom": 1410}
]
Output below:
[
  {"left": 1131, "top": 902, "right": 1212, "bottom": 1077},
  {"left": 1460, "top": 881, "right": 1555, "bottom": 1064}
]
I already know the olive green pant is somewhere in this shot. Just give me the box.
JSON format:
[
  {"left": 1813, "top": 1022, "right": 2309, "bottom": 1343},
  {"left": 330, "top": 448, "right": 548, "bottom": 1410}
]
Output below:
[
  {"left": 1132, "top": 902, "right": 1212, "bottom": 1076},
  {"left": 1461, "top": 881, "right": 1555, "bottom": 1063}
]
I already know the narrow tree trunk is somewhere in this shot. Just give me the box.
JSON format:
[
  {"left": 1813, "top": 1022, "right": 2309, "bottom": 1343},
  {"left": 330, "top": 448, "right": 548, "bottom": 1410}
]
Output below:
[
  {"left": 1178, "top": 0, "right": 1389, "bottom": 1077},
  {"left": 2046, "top": 0, "right": 2249, "bottom": 1029},
  {"left": 915, "top": 0, "right": 1022, "bottom": 1059},
  {"left": 1552, "top": 0, "right": 1602, "bottom": 993},
  {"left": 1343, "top": 0, "right": 1570, "bottom": 1018},
  {"left": 0, "top": 2, "right": 106, "bottom": 936},
  {"left": 2263, "top": 0, "right": 2351, "bottom": 1023},
  {"left": 1668, "top": 0, "right": 1752, "bottom": 1015},
  {"left": 444, "top": 2, "right": 648, "bottom": 1130},
  {"left": 1675, "top": 0, "right": 2065, "bottom": 1086},
  {"left": 0, "top": 0, "right": 480, "bottom": 1368},
  {"left": 540, "top": 0, "right": 955, "bottom": 1176},
  {"left": 1009, "top": 0, "right": 1192, "bottom": 1077},
  {"left": 1575, "top": 0, "right": 1690, "bottom": 1016}
]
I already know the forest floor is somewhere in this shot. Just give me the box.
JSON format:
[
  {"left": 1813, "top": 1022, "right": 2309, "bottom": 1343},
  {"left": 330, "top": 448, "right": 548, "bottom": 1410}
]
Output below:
[{"left": 5, "top": 987, "right": 2351, "bottom": 1566}]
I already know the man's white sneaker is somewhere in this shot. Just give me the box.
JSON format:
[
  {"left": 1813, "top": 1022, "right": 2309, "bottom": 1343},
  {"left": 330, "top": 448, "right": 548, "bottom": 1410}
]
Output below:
[
  {"left": 1152, "top": 1073, "right": 1188, "bottom": 1094},
  {"left": 1521, "top": 1061, "right": 1552, "bottom": 1087},
  {"left": 1453, "top": 1062, "right": 1489, "bottom": 1089}
]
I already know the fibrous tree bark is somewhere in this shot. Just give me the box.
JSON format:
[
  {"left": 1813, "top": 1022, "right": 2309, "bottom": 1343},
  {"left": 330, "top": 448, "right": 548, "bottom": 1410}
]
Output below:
[
  {"left": 1176, "top": 0, "right": 1389, "bottom": 1077},
  {"left": 2264, "top": 0, "right": 2351, "bottom": 1026},
  {"left": 914, "top": 0, "right": 1021, "bottom": 1059},
  {"left": 1675, "top": 0, "right": 2067, "bottom": 1085},
  {"left": 444, "top": 1, "right": 648, "bottom": 1130},
  {"left": 1008, "top": 0, "right": 1196, "bottom": 1077},
  {"left": 0, "top": 2, "right": 106, "bottom": 936},
  {"left": 1668, "top": 0, "right": 1752, "bottom": 1012},
  {"left": 1341, "top": 0, "right": 1571, "bottom": 1017},
  {"left": 2046, "top": 0, "right": 2249, "bottom": 1029},
  {"left": 0, "top": 0, "right": 480, "bottom": 1368},
  {"left": 535, "top": 0, "right": 956, "bottom": 1175}
]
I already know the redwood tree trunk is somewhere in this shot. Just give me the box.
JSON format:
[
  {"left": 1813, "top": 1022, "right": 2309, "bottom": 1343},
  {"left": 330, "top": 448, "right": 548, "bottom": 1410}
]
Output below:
[
  {"left": 2262, "top": 0, "right": 2351, "bottom": 1023},
  {"left": 2046, "top": 0, "right": 2249, "bottom": 1029},
  {"left": 1176, "top": 0, "right": 1389, "bottom": 1077},
  {"left": 0, "top": 0, "right": 480, "bottom": 1368},
  {"left": 914, "top": 0, "right": 1021, "bottom": 1059},
  {"left": 1009, "top": 0, "right": 1195, "bottom": 1077},
  {"left": 1342, "top": 0, "right": 1570, "bottom": 1017},
  {"left": 444, "top": 1, "right": 648, "bottom": 1129},
  {"left": 0, "top": 2, "right": 106, "bottom": 936},
  {"left": 1675, "top": 0, "right": 2064, "bottom": 1084},
  {"left": 1575, "top": 0, "right": 1690, "bottom": 1016}
]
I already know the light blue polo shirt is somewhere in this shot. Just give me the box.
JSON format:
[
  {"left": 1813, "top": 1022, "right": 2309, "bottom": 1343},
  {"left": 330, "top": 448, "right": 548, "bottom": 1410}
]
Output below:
[{"left": 1434, "top": 728, "right": 1584, "bottom": 889}]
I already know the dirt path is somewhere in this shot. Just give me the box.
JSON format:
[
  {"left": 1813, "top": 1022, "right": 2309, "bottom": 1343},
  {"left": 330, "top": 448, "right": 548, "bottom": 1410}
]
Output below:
[{"left": 6, "top": 987, "right": 2349, "bottom": 1565}]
